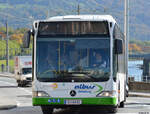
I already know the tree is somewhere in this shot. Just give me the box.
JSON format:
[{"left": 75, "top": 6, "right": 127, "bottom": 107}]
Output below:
[
  {"left": 11, "top": 33, "right": 24, "bottom": 45},
  {"left": 129, "top": 43, "right": 142, "bottom": 53}
]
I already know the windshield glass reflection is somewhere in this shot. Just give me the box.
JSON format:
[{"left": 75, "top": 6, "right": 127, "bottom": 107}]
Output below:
[{"left": 36, "top": 38, "right": 110, "bottom": 82}]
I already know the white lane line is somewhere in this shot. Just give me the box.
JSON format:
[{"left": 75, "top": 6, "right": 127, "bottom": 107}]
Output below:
[
  {"left": 16, "top": 87, "right": 32, "bottom": 107},
  {"left": 0, "top": 81, "right": 32, "bottom": 107},
  {"left": 0, "top": 80, "right": 32, "bottom": 107},
  {"left": 0, "top": 80, "right": 32, "bottom": 94},
  {"left": 18, "top": 87, "right": 32, "bottom": 94}
]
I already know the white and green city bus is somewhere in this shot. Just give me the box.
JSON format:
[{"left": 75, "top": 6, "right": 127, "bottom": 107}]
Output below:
[{"left": 24, "top": 15, "right": 127, "bottom": 114}]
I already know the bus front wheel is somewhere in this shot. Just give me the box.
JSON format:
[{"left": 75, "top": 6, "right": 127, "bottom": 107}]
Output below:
[
  {"left": 41, "top": 106, "right": 53, "bottom": 114},
  {"left": 119, "top": 101, "right": 124, "bottom": 108},
  {"left": 108, "top": 107, "right": 118, "bottom": 113}
]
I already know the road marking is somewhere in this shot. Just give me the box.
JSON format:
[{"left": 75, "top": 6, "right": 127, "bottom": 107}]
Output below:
[
  {"left": 0, "top": 80, "right": 16, "bottom": 86},
  {"left": 0, "top": 80, "right": 32, "bottom": 94},
  {"left": 16, "top": 87, "right": 32, "bottom": 107},
  {"left": 0, "top": 80, "right": 32, "bottom": 107},
  {"left": 125, "top": 103, "right": 150, "bottom": 108},
  {"left": 18, "top": 87, "right": 32, "bottom": 94}
]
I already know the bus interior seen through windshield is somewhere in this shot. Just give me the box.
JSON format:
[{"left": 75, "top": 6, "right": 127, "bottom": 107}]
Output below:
[{"left": 36, "top": 38, "right": 110, "bottom": 82}]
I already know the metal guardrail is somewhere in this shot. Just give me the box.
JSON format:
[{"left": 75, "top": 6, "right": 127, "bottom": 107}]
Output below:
[
  {"left": 142, "top": 76, "right": 150, "bottom": 83},
  {"left": 128, "top": 75, "right": 142, "bottom": 82},
  {"left": 129, "top": 75, "right": 150, "bottom": 83}
]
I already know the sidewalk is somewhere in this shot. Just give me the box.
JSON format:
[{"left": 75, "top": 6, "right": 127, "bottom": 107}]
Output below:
[
  {"left": 129, "top": 91, "right": 150, "bottom": 98},
  {"left": 0, "top": 96, "right": 17, "bottom": 110},
  {"left": 0, "top": 72, "right": 14, "bottom": 78}
]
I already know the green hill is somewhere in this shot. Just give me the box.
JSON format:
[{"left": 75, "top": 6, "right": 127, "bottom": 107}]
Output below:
[{"left": 0, "top": 0, "right": 149, "bottom": 40}]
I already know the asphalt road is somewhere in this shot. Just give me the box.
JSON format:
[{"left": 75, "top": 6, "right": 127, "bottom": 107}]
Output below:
[{"left": 0, "top": 77, "right": 150, "bottom": 114}]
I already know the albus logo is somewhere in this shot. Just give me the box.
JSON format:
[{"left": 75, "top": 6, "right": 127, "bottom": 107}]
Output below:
[
  {"left": 74, "top": 84, "right": 103, "bottom": 94},
  {"left": 74, "top": 84, "right": 95, "bottom": 90}
]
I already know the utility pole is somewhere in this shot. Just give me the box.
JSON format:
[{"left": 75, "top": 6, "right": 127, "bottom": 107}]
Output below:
[
  {"left": 124, "top": 0, "right": 129, "bottom": 81},
  {"left": 47, "top": 0, "right": 50, "bottom": 18},
  {"left": 77, "top": 3, "right": 80, "bottom": 15},
  {"left": 6, "top": 0, "right": 9, "bottom": 72},
  {"left": 6, "top": 20, "right": 9, "bottom": 72}
]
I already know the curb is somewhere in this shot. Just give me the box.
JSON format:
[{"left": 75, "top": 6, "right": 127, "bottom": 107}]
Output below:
[
  {"left": 0, "top": 74, "right": 14, "bottom": 78},
  {"left": 0, "top": 105, "right": 17, "bottom": 110},
  {"left": 129, "top": 94, "right": 150, "bottom": 98}
]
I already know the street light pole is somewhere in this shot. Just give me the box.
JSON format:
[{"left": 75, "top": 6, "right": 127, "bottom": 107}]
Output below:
[
  {"left": 6, "top": 20, "right": 9, "bottom": 72},
  {"left": 124, "top": 0, "right": 129, "bottom": 80}
]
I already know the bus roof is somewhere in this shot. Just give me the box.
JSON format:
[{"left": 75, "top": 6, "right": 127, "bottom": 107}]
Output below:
[{"left": 42, "top": 15, "right": 116, "bottom": 23}]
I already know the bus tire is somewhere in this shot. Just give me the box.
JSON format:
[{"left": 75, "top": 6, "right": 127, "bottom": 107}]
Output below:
[
  {"left": 119, "top": 101, "right": 124, "bottom": 108},
  {"left": 41, "top": 106, "right": 53, "bottom": 114},
  {"left": 126, "top": 90, "right": 129, "bottom": 97},
  {"left": 108, "top": 107, "right": 118, "bottom": 113}
]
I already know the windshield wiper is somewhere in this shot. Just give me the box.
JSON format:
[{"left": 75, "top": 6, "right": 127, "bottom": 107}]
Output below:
[
  {"left": 66, "top": 71, "right": 90, "bottom": 74},
  {"left": 38, "top": 70, "right": 109, "bottom": 82},
  {"left": 58, "top": 71, "right": 98, "bottom": 80}
]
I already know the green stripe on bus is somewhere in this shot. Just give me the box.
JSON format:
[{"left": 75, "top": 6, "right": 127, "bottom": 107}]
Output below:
[{"left": 33, "top": 97, "right": 116, "bottom": 106}]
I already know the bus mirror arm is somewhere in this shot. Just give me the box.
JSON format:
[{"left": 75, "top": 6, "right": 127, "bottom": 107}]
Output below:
[
  {"left": 115, "top": 39, "right": 123, "bottom": 54},
  {"left": 23, "top": 29, "right": 33, "bottom": 48}
]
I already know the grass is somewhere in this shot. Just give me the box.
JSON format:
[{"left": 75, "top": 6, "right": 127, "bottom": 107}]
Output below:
[
  {"left": 0, "top": 40, "right": 20, "bottom": 49},
  {"left": 0, "top": 40, "right": 21, "bottom": 57},
  {"left": 0, "top": 39, "right": 31, "bottom": 72},
  {"left": 0, "top": 4, "right": 9, "bottom": 9},
  {"left": 0, "top": 59, "right": 14, "bottom": 72},
  {"left": 0, "top": 60, "right": 14, "bottom": 66},
  {"left": 0, "top": 4, "right": 13, "bottom": 9}
]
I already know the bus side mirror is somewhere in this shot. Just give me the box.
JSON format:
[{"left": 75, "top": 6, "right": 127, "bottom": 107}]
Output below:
[
  {"left": 115, "top": 39, "right": 123, "bottom": 54},
  {"left": 23, "top": 30, "right": 32, "bottom": 48}
]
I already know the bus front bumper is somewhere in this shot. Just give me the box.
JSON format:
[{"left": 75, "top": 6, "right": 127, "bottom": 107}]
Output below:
[{"left": 32, "top": 97, "right": 117, "bottom": 106}]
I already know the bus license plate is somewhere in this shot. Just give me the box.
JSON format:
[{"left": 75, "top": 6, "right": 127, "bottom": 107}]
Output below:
[{"left": 64, "top": 99, "right": 82, "bottom": 105}]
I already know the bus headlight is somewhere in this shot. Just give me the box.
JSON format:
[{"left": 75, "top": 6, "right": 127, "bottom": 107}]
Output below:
[
  {"left": 96, "top": 91, "right": 116, "bottom": 97},
  {"left": 33, "top": 91, "right": 50, "bottom": 97}
]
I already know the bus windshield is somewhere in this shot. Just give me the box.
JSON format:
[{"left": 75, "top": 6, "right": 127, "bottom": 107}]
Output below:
[{"left": 36, "top": 38, "right": 110, "bottom": 82}]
